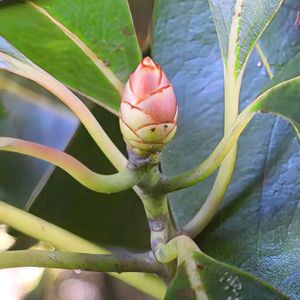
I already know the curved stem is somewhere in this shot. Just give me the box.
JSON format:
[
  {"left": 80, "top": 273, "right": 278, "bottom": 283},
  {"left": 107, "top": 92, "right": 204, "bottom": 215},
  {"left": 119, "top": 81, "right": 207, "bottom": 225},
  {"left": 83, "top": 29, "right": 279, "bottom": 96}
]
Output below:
[
  {"left": 0, "top": 250, "right": 160, "bottom": 274},
  {"left": 255, "top": 43, "right": 274, "bottom": 79},
  {"left": 183, "top": 148, "right": 236, "bottom": 237},
  {"left": 0, "top": 201, "right": 166, "bottom": 299},
  {"left": 182, "top": 48, "right": 243, "bottom": 237},
  {"left": 161, "top": 110, "right": 255, "bottom": 193},
  {"left": 155, "top": 235, "right": 209, "bottom": 300},
  {"left": 0, "top": 52, "right": 127, "bottom": 170},
  {"left": 155, "top": 235, "right": 198, "bottom": 264},
  {"left": 178, "top": 0, "right": 245, "bottom": 238},
  {"left": 0, "top": 137, "right": 139, "bottom": 194}
]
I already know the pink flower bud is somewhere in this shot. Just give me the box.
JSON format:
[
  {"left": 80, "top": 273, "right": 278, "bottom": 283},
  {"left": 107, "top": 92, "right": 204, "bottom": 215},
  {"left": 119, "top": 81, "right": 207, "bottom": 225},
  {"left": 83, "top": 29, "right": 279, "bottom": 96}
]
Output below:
[{"left": 119, "top": 57, "right": 178, "bottom": 156}]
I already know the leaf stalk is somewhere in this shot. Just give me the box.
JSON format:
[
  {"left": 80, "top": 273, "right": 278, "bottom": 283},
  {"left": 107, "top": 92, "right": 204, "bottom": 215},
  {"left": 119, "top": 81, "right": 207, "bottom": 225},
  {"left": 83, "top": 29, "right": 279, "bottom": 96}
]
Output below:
[{"left": 0, "top": 137, "right": 139, "bottom": 194}]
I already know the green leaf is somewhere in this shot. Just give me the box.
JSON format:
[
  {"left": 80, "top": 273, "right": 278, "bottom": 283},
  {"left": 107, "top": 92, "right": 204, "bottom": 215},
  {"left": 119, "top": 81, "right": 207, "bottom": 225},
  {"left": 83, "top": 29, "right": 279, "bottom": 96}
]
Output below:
[
  {"left": 0, "top": 0, "right": 141, "bottom": 111},
  {"left": 209, "top": 0, "right": 284, "bottom": 75},
  {"left": 250, "top": 77, "right": 300, "bottom": 139},
  {"left": 166, "top": 250, "right": 289, "bottom": 300},
  {"left": 153, "top": 0, "right": 300, "bottom": 297}
]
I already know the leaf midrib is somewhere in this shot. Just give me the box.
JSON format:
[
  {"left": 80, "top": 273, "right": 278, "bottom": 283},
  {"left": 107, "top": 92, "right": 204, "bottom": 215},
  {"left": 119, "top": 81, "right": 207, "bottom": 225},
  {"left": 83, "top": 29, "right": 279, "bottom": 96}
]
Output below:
[{"left": 227, "top": 0, "right": 243, "bottom": 77}]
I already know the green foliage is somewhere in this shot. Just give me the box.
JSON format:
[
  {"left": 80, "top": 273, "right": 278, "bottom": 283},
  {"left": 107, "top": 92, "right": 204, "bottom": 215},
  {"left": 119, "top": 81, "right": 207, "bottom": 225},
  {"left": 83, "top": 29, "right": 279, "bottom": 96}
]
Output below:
[
  {"left": 0, "top": 0, "right": 299, "bottom": 299},
  {"left": 153, "top": 0, "right": 300, "bottom": 298},
  {"left": 209, "top": 0, "right": 283, "bottom": 73},
  {"left": 166, "top": 251, "right": 289, "bottom": 300},
  {"left": 0, "top": 0, "right": 140, "bottom": 111},
  {"left": 250, "top": 77, "right": 300, "bottom": 138}
]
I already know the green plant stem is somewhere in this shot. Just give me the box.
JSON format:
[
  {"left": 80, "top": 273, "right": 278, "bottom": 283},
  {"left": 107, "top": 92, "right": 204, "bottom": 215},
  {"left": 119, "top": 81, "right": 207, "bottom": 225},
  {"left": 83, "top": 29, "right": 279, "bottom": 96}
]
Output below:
[
  {"left": 161, "top": 110, "right": 255, "bottom": 192},
  {"left": 188, "top": 0, "right": 283, "bottom": 238},
  {"left": 255, "top": 43, "right": 274, "bottom": 79},
  {"left": 190, "top": 0, "right": 244, "bottom": 239},
  {"left": 155, "top": 235, "right": 209, "bottom": 300},
  {"left": 143, "top": 194, "right": 176, "bottom": 251},
  {"left": 132, "top": 162, "right": 177, "bottom": 278},
  {"left": 180, "top": 0, "right": 248, "bottom": 236},
  {"left": 0, "top": 52, "right": 127, "bottom": 170},
  {"left": 183, "top": 60, "right": 242, "bottom": 237},
  {"left": 0, "top": 250, "right": 160, "bottom": 274},
  {"left": 0, "top": 137, "right": 139, "bottom": 194},
  {"left": 155, "top": 235, "right": 200, "bottom": 265},
  {"left": 135, "top": 165, "right": 177, "bottom": 251},
  {"left": 0, "top": 201, "right": 166, "bottom": 299},
  {"left": 161, "top": 74, "right": 300, "bottom": 194},
  {"left": 145, "top": 197, "right": 177, "bottom": 280},
  {"left": 183, "top": 151, "right": 236, "bottom": 237}
]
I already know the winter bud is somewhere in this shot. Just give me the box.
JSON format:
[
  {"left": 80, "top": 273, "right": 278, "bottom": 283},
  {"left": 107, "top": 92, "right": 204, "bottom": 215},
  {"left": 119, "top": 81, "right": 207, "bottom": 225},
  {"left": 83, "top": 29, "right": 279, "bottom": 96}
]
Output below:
[{"left": 119, "top": 57, "right": 177, "bottom": 157}]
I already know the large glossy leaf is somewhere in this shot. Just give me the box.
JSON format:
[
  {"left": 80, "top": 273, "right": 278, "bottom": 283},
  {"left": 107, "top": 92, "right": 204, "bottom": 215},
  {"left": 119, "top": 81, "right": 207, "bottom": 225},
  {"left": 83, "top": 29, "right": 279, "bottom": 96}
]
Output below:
[
  {"left": 0, "top": 0, "right": 141, "bottom": 111},
  {"left": 166, "top": 250, "right": 289, "bottom": 300},
  {"left": 153, "top": 0, "right": 300, "bottom": 298},
  {"left": 250, "top": 77, "right": 300, "bottom": 138}
]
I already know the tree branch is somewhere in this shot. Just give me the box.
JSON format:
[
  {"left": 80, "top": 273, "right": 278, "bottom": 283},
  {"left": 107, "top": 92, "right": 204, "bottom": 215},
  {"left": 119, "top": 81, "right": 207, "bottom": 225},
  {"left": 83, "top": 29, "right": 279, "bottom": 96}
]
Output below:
[
  {"left": 0, "top": 137, "right": 140, "bottom": 194},
  {"left": 0, "top": 250, "right": 161, "bottom": 274}
]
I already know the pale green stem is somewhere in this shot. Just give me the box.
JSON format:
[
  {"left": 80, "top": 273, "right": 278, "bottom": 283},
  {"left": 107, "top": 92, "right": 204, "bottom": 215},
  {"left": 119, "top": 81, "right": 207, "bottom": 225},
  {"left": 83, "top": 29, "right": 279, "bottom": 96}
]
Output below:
[
  {"left": 162, "top": 109, "right": 255, "bottom": 192},
  {"left": 131, "top": 162, "right": 177, "bottom": 278},
  {"left": 181, "top": 0, "right": 246, "bottom": 237},
  {"left": 155, "top": 235, "right": 209, "bottom": 300},
  {"left": 0, "top": 137, "right": 139, "bottom": 194},
  {"left": 255, "top": 43, "right": 274, "bottom": 80},
  {"left": 183, "top": 152, "right": 236, "bottom": 237},
  {"left": 183, "top": 53, "right": 243, "bottom": 237},
  {"left": 155, "top": 235, "right": 198, "bottom": 264},
  {"left": 0, "top": 201, "right": 166, "bottom": 299},
  {"left": 0, "top": 250, "right": 160, "bottom": 274},
  {"left": 0, "top": 53, "right": 127, "bottom": 170},
  {"left": 134, "top": 164, "right": 177, "bottom": 251},
  {"left": 143, "top": 194, "right": 176, "bottom": 252}
]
